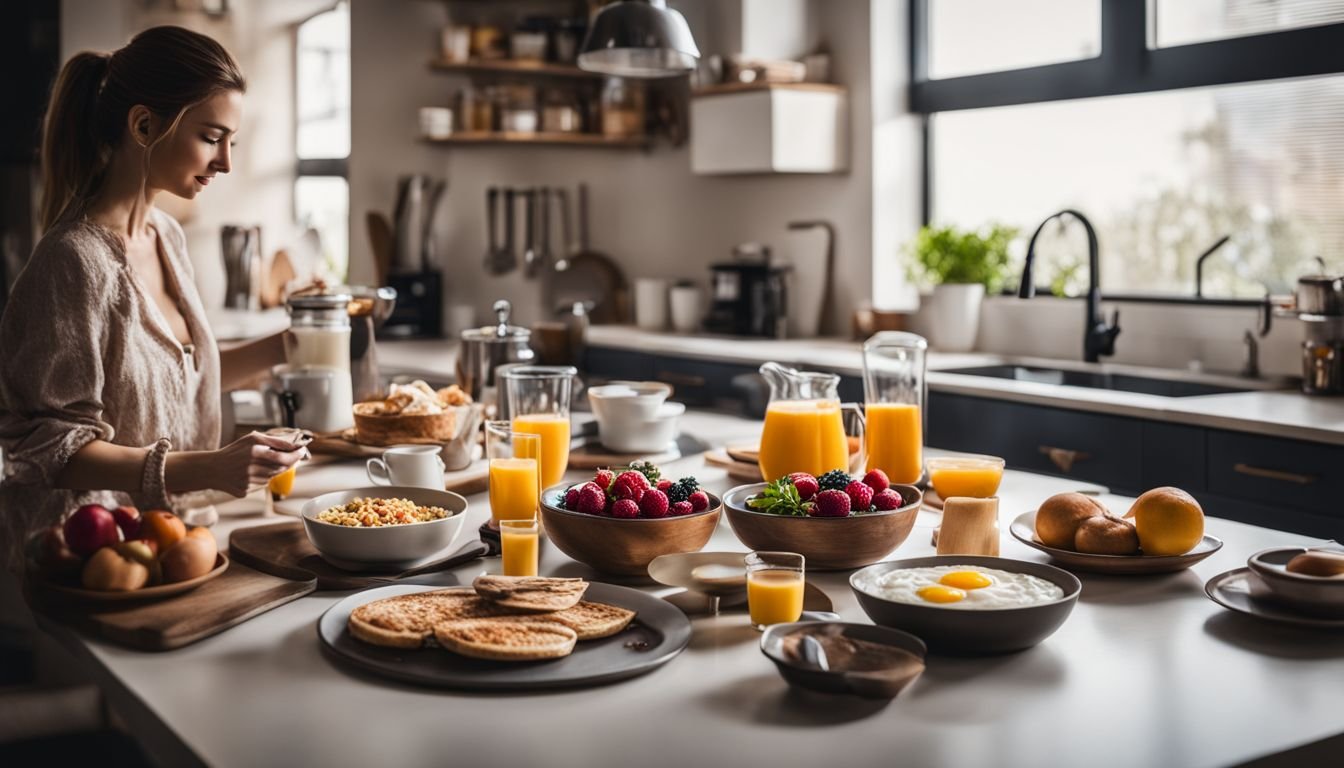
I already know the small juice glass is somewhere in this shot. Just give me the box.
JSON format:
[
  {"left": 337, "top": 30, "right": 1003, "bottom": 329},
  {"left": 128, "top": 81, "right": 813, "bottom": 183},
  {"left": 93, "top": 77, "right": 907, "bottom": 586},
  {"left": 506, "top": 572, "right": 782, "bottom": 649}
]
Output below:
[
  {"left": 500, "top": 519, "right": 539, "bottom": 576},
  {"left": 486, "top": 421, "right": 541, "bottom": 527},
  {"left": 745, "top": 551, "right": 805, "bottom": 631},
  {"left": 927, "top": 454, "right": 1005, "bottom": 499}
]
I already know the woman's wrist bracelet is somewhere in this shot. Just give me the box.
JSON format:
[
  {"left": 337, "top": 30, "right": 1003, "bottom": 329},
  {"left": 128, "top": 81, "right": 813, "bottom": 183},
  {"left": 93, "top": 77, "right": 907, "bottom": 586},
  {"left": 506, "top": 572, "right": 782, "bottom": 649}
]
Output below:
[{"left": 141, "top": 437, "right": 172, "bottom": 508}]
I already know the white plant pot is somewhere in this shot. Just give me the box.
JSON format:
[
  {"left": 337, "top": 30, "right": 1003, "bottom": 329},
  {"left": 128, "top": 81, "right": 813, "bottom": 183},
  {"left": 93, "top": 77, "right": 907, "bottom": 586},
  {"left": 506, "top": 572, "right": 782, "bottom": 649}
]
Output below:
[{"left": 924, "top": 283, "right": 985, "bottom": 352}]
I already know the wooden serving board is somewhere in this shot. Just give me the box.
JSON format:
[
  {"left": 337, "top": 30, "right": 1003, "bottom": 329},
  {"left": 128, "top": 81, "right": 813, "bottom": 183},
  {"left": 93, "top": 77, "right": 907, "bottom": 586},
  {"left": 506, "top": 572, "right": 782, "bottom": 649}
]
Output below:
[
  {"left": 29, "top": 560, "right": 315, "bottom": 652},
  {"left": 567, "top": 438, "right": 681, "bottom": 470},
  {"left": 229, "top": 522, "right": 490, "bottom": 590},
  {"left": 704, "top": 448, "right": 764, "bottom": 483}
]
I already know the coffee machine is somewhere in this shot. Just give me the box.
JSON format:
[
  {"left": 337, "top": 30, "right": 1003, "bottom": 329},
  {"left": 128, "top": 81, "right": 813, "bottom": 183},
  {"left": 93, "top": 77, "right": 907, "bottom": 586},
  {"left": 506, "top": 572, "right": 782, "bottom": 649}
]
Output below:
[
  {"left": 703, "top": 243, "right": 791, "bottom": 338},
  {"left": 1297, "top": 274, "right": 1344, "bottom": 395}
]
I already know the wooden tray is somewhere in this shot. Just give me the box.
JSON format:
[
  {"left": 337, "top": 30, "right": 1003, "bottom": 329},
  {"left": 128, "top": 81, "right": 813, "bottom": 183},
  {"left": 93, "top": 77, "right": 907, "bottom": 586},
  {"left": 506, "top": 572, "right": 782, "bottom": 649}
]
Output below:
[
  {"left": 317, "top": 583, "right": 692, "bottom": 690},
  {"left": 229, "top": 522, "right": 489, "bottom": 590},
  {"left": 29, "top": 560, "right": 315, "bottom": 651},
  {"left": 567, "top": 438, "right": 681, "bottom": 470}
]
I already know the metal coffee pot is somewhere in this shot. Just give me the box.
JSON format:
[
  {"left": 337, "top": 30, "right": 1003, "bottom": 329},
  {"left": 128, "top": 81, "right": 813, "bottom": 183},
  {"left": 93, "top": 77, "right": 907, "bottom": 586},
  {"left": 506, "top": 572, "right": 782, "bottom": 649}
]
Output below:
[{"left": 457, "top": 299, "right": 535, "bottom": 401}]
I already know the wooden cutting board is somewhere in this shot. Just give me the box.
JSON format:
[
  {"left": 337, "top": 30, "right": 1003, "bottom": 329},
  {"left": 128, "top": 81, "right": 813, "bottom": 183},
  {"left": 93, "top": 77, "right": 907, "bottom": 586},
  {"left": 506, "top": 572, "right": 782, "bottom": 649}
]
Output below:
[
  {"left": 28, "top": 560, "right": 315, "bottom": 652},
  {"left": 229, "top": 522, "right": 489, "bottom": 590},
  {"left": 704, "top": 448, "right": 764, "bottom": 483},
  {"left": 567, "top": 438, "right": 681, "bottom": 470}
]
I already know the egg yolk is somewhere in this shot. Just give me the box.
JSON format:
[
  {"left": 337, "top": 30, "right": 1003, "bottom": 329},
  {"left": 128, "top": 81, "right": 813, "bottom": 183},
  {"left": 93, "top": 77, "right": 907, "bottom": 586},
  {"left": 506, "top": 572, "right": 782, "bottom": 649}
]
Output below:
[
  {"left": 939, "top": 571, "right": 993, "bottom": 591},
  {"left": 917, "top": 585, "right": 967, "bottom": 603}
]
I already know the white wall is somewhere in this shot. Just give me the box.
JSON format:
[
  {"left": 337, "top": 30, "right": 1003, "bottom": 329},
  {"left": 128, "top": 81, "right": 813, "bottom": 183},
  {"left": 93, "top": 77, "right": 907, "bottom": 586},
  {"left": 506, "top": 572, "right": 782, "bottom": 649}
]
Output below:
[{"left": 349, "top": 0, "right": 895, "bottom": 337}]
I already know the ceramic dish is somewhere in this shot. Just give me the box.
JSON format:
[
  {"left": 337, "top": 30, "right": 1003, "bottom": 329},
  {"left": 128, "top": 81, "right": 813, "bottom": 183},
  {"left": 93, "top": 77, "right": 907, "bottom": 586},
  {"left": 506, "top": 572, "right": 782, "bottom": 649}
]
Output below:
[
  {"left": 760, "top": 621, "right": 927, "bottom": 699},
  {"left": 647, "top": 551, "right": 747, "bottom": 597},
  {"left": 721, "top": 483, "right": 920, "bottom": 570},
  {"left": 1204, "top": 568, "right": 1344, "bottom": 630},
  {"left": 1009, "top": 511, "right": 1223, "bottom": 574},
  {"left": 36, "top": 553, "right": 229, "bottom": 603},
  {"left": 300, "top": 486, "right": 468, "bottom": 571},
  {"left": 540, "top": 485, "right": 721, "bottom": 576},
  {"left": 850, "top": 556, "right": 1081, "bottom": 655},
  {"left": 1246, "top": 547, "right": 1344, "bottom": 618},
  {"left": 597, "top": 401, "right": 685, "bottom": 454}
]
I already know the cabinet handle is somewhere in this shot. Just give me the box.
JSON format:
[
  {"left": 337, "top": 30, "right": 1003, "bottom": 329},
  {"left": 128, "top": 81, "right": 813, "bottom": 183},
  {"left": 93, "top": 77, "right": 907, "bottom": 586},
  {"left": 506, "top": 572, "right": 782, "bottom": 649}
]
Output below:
[
  {"left": 656, "top": 371, "right": 705, "bottom": 388},
  {"left": 1232, "top": 463, "right": 1317, "bottom": 485},
  {"left": 1038, "top": 445, "right": 1090, "bottom": 474}
]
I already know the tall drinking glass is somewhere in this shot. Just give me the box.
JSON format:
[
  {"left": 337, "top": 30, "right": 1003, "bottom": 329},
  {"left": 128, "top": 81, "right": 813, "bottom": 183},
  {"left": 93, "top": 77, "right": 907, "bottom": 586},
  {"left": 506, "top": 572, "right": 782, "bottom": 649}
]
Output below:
[
  {"left": 862, "top": 332, "right": 928, "bottom": 485},
  {"left": 502, "top": 365, "right": 576, "bottom": 490},
  {"left": 485, "top": 421, "right": 541, "bottom": 527}
]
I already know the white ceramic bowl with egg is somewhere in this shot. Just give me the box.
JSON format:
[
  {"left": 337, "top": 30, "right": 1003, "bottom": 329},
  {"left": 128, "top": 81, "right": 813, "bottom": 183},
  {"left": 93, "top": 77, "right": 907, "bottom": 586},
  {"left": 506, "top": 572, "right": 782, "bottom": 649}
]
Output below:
[
  {"left": 850, "top": 555, "right": 1080, "bottom": 655},
  {"left": 300, "top": 486, "right": 468, "bottom": 571}
]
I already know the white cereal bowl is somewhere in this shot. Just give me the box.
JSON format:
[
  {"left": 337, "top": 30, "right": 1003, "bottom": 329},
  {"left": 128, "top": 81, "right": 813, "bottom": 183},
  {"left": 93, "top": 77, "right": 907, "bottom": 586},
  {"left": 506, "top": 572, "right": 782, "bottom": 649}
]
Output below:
[
  {"left": 598, "top": 401, "right": 684, "bottom": 454},
  {"left": 588, "top": 381, "right": 673, "bottom": 422},
  {"left": 300, "top": 486, "right": 468, "bottom": 571}
]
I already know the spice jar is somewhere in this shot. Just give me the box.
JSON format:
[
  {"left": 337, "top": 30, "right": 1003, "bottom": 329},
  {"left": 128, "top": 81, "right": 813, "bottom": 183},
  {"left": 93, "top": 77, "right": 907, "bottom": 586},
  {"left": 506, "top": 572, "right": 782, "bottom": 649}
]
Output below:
[
  {"left": 541, "top": 88, "right": 582, "bottom": 133},
  {"left": 500, "top": 86, "right": 538, "bottom": 134},
  {"left": 601, "top": 77, "right": 645, "bottom": 139},
  {"left": 459, "top": 85, "right": 496, "bottom": 132}
]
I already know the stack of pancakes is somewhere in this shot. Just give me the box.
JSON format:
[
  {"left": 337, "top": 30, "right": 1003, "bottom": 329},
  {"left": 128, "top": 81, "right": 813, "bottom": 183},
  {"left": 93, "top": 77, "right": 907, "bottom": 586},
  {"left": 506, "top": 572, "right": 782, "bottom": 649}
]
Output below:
[{"left": 348, "top": 575, "right": 636, "bottom": 661}]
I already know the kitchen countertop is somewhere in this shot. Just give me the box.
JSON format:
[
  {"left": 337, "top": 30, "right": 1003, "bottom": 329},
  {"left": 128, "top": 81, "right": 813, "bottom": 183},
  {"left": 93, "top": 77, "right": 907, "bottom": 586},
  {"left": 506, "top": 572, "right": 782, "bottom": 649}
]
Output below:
[
  {"left": 581, "top": 326, "right": 1344, "bottom": 446},
  {"left": 27, "top": 409, "right": 1344, "bottom": 768}
]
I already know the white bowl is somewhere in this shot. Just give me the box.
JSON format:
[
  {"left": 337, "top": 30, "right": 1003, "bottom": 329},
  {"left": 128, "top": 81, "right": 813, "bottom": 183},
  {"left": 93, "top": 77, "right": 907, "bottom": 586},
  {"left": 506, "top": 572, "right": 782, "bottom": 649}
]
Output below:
[
  {"left": 598, "top": 401, "right": 684, "bottom": 454},
  {"left": 300, "top": 486, "right": 468, "bottom": 571},
  {"left": 587, "top": 381, "right": 672, "bottom": 422}
]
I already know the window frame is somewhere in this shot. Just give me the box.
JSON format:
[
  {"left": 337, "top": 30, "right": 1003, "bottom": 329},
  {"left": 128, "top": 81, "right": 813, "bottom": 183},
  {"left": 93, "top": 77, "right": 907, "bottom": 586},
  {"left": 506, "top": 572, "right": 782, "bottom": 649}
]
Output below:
[
  {"left": 293, "top": 3, "right": 351, "bottom": 276},
  {"left": 909, "top": 0, "right": 1344, "bottom": 304}
]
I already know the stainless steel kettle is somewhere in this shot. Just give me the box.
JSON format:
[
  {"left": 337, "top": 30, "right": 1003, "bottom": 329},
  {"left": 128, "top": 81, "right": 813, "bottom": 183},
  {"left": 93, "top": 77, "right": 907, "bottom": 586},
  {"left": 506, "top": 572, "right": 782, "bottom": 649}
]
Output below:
[{"left": 457, "top": 299, "right": 536, "bottom": 401}]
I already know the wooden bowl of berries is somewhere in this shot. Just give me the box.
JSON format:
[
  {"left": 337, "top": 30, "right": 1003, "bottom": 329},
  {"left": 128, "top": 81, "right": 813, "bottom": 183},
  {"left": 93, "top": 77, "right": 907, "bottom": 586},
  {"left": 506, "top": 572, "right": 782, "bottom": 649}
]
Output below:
[
  {"left": 722, "top": 470, "right": 921, "bottom": 570},
  {"left": 541, "top": 463, "right": 722, "bottom": 576}
]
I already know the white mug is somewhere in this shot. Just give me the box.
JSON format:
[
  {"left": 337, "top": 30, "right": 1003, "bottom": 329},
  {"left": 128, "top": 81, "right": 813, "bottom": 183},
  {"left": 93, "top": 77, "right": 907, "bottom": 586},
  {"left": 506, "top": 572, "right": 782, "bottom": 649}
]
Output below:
[
  {"left": 634, "top": 278, "right": 668, "bottom": 330},
  {"left": 669, "top": 284, "right": 701, "bottom": 333},
  {"left": 367, "top": 445, "right": 445, "bottom": 489},
  {"left": 264, "top": 364, "right": 354, "bottom": 433}
]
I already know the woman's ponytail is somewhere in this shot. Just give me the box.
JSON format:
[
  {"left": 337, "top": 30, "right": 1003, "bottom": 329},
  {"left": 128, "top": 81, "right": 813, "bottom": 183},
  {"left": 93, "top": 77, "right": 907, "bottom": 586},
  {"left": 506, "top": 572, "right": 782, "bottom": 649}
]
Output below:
[{"left": 39, "top": 52, "right": 112, "bottom": 233}]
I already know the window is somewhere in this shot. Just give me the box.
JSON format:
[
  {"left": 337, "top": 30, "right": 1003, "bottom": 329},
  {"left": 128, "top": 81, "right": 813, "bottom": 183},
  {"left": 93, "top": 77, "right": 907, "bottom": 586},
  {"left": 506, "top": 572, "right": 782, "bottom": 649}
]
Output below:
[
  {"left": 295, "top": 2, "right": 350, "bottom": 279},
  {"left": 1152, "top": 0, "right": 1344, "bottom": 47},
  {"left": 928, "top": 0, "right": 1100, "bottom": 79},
  {"left": 912, "top": 0, "right": 1344, "bottom": 300}
]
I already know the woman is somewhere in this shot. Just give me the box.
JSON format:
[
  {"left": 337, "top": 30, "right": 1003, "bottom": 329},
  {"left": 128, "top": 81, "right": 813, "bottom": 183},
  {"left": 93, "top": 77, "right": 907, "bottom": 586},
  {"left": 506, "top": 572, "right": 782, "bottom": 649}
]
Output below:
[{"left": 0, "top": 26, "right": 304, "bottom": 562}]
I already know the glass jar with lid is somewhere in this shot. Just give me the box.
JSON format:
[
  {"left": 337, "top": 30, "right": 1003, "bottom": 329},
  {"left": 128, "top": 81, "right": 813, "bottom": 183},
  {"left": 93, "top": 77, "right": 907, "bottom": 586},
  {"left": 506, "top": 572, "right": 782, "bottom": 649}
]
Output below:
[
  {"left": 601, "top": 77, "right": 645, "bottom": 139},
  {"left": 285, "top": 293, "right": 352, "bottom": 371}
]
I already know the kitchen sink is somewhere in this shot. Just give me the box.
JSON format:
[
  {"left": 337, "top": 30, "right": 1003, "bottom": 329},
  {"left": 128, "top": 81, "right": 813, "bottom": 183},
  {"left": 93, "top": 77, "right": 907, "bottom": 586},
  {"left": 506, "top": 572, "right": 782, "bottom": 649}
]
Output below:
[{"left": 939, "top": 365, "right": 1253, "bottom": 397}]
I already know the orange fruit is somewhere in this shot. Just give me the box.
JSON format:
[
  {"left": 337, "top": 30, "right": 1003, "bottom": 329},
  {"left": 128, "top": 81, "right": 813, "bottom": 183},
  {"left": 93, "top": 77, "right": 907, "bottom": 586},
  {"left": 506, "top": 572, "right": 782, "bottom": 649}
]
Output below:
[
  {"left": 140, "top": 510, "right": 186, "bottom": 552},
  {"left": 268, "top": 466, "right": 297, "bottom": 499},
  {"left": 1124, "top": 487, "right": 1204, "bottom": 556}
]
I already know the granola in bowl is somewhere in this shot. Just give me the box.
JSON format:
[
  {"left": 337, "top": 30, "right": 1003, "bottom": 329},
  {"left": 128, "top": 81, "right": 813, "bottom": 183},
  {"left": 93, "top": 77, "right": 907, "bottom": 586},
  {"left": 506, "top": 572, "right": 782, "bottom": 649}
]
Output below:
[{"left": 316, "top": 497, "right": 451, "bottom": 527}]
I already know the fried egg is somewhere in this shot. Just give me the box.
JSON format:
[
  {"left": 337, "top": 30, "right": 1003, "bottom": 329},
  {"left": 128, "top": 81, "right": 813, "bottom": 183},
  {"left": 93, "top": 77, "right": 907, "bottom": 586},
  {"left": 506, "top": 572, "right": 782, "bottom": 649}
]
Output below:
[{"left": 856, "top": 565, "right": 1065, "bottom": 609}]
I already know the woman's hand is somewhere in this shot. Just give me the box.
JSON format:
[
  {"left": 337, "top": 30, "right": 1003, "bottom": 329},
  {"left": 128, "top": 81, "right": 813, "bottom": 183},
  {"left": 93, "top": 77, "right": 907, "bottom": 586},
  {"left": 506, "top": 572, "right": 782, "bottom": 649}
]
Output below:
[{"left": 206, "top": 431, "right": 309, "bottom": 497}]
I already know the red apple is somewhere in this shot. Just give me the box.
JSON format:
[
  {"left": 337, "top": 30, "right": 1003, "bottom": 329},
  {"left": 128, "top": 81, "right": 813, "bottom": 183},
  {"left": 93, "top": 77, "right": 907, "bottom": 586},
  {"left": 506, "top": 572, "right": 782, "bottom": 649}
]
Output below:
[
  {"left": 36, "top": 525, "right": 83, "bottom": 579},
  {"left": 62, "top": 504, "right": 120, "bottom": 557},
  {"left": 112, "top": 506, "right": 141, "bottom": 540}
]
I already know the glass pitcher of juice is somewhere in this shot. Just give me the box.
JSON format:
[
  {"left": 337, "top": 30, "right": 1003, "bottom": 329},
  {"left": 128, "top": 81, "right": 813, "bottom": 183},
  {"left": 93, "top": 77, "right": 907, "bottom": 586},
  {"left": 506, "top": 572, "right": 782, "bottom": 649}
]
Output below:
[
  {"left": 862, "top": 332, "right": 928, "bottom": 485},
  {"left": 502, "top": 365, "right": 576, "bottom": 490},
  {"left": 757, "top": 362, "right": 861, "bottom": 481}
]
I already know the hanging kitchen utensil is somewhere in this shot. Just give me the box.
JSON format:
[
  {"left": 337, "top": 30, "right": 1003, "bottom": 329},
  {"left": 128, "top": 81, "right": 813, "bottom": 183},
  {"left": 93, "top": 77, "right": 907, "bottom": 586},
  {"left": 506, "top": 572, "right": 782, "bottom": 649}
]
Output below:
[
  {"left": 484, "top": 186, "right": 513, "bottom": 275},
  {"left": 550, "top": 183, "right": 628, "bottom": 323},
  {"left": 527, "top": 187, "right": 551, "bottom": 279},
  {"left": 522, "top": 188, "right": 539, "bottom": 277},
  {"left": 502, "top": 188, "right": 518, "bottom": 273},
  {"left": 552, "top": 187, "right": 575, "bottom": 272}
]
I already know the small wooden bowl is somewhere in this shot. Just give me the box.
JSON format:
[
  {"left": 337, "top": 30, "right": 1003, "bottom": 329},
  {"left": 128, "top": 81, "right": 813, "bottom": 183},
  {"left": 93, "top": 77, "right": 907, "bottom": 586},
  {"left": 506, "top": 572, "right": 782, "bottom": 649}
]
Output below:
[
  {"left": 539, "top": 486, "right": 721, "bottom": 576},
  {"left": 721, "top": 484, "right": 921, "bottom": 571}
]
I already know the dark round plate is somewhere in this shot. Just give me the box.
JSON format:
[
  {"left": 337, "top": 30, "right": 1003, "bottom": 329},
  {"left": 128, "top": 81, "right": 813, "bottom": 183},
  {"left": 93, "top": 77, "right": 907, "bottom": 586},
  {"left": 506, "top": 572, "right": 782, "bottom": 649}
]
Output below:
[
  {"left": 1204, "top": 568, "right": 1344, "bottom": 630},
  {"left": 1009, "top": 511, "right": 1222, "bottom": 574},
  {"left": 317, "top": 582, "right": 692, "bottom": 690}
]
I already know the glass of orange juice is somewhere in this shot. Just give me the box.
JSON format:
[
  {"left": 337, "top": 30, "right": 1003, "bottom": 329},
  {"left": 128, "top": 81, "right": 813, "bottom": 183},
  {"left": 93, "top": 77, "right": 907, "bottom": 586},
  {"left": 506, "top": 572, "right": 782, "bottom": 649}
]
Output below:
[
  {"left": 745, "top": 551, "right": 805, "bottom": 631},
  {"left": 499, "top": 519, "right": 539, "bottom": 576},
  {"left": 927, "top": 454, "right": 1005, "bottom": 499},
  {"left": 485, "top": 421, "right": 541, "bottom": 528},
  {"left": 501, "top": 366, "right": 576, "bottom": 490},
  {"left": 862, "top": 332, "right": 928, "bottom": 485}
]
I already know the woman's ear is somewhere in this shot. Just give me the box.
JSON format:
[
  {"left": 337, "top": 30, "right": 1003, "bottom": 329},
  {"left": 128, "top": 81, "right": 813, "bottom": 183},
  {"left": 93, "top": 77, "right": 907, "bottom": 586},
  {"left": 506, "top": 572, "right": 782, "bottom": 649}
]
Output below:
[{"left": 125, "top": 105, "right": 159, "bottom": 148}]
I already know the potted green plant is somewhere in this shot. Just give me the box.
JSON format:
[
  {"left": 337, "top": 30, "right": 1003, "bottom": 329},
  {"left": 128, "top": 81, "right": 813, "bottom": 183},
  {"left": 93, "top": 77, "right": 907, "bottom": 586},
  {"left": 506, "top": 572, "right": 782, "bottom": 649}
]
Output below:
[{"left": 906, "top": 224, "right": 1017, "bottom": 351}]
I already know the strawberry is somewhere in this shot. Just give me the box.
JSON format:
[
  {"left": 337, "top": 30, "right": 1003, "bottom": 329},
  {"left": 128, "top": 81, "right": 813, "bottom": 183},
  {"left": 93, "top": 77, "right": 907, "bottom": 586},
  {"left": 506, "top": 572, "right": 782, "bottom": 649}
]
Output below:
[
  {"left": 845, "top": 480, "right": 874, "bottom": 511},
  {"left": 563, "top": 485, "right": 582, "bottom": 509},
  {"left": 872, "top": 488, "right": 903, "bottom": 511},
  {"left": 861, "top": 469, "right": 890, "bottom": 493},
  {"left": 788, "top": 473, "right": 819, "bottom": 500},
  {"left": 656, "top": 478, "right": 673, "bottom": 493},
  {"left": 611, "top": 471, "right": 649, "bottom": 502},
  {"left": 688, "top": 490, "right": 710, "bottom": 512},
  {"left": 576, "top": 482, "right": 607, "bottom": 515},
  {"left": 594, "top": 469, "right": 616, "bottom": 491},
  {"left": 611, "top": 499, "right": 640, "bottom": 519},
  {"left": 639, "top": 489, "right": 670, "bottom": 518},
  {"left": 669, "top": 501, "right": 694, "bottom": 516},
  {"left": 810, "top": 489, "right": 851, "bottom": 517}
]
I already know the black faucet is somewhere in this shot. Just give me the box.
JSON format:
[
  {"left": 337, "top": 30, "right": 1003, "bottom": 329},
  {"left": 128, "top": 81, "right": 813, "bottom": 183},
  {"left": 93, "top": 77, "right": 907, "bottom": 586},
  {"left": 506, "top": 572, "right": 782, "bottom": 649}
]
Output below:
[{"left": 1017, "top": 209, "right": 1120, "bottom": 363}]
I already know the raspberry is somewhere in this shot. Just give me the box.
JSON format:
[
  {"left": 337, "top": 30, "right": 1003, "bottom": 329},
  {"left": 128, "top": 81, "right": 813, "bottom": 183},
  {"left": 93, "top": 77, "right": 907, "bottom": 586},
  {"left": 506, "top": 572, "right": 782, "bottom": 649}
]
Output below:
[
  {"left": 611, "top": 471, "right": 649, "bottom": 502},
  {"left": 688, "top": 490, "right": 710, "bottom": 512},
  {"left": 810, "top": 489, "right": 851, "bottom": 517},
  {"left": 656, "top": 479, "right": 673, "bottom": 493},
  {"left": 872, "top": 488, "right": 903, "bottom": 511},
  {"left": 669, "top": 501, "right": 694, "bottom": 516},
  {"left": 861, "top": 469, "right": 890, "bottom": 493},
  {"left": 563, "top": 485, "right": 581, "bottom": 509},
  {"left": 611, "top": 498, "right": 640, "bottom": 519},
  {"left": 640, "top": 489, "right": 670, "bottom": 518},
  {"left": 845, "top": 480, "right": 874, "bottom": 511},
  {"left": 788, "top": 473, "right": 819, "bottom": 500},
  {"left": 594, "top": 469, "right": 615, "bottom": 490},
  {"left": 576, "top": 482, "right": 607, "bottom": 515},
  {"left": 818, "top": 469, "right": 852, "bottom": 492}
]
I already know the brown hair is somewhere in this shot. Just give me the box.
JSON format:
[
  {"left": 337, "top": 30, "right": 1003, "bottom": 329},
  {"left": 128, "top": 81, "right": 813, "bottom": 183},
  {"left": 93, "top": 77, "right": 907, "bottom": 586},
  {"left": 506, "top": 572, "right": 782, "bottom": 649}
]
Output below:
[{"left": 39, "top": 26, "right": 245, "bottom": 232}]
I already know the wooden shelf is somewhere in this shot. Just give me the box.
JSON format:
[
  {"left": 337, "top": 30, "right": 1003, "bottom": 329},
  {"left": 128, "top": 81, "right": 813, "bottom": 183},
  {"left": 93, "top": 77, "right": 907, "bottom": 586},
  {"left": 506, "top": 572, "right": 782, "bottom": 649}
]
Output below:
[
  {"left": 422, "top": 131, "right": 649, "bottom": 149},
  {"left": 692, "top": 82, "right": 847, "bottom": 98},
  {"left": 428, "top": 58, "right": 601, "bottom": 80}
]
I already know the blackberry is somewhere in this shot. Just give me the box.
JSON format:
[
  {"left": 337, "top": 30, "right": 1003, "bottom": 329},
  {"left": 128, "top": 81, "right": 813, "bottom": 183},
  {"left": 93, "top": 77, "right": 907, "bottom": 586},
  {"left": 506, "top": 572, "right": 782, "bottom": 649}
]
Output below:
[
  {"left": 818, "top": 469, "right": 852, "bottom": 492},
  {"left": 667, "top": 476, "right": 700, "bottom": 503}
]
